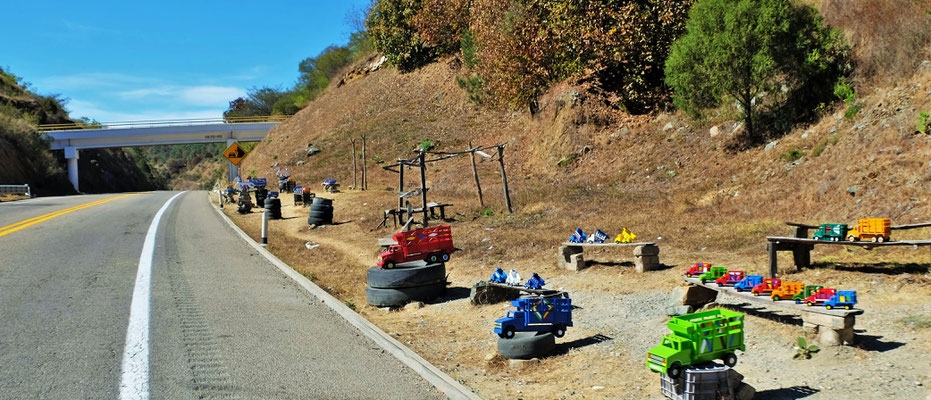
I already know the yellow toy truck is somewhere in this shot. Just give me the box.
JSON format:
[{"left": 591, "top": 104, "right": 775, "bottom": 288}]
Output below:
[
  {"left": 846, "top": 218, "right": 891, "bottom": 242},
  {"left": 770, "top": 282, "right": 804, "bottom": 301}
]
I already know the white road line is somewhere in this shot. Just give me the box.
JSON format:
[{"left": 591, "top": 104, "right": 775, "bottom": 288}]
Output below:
[{"left": 120, "top": 191, "right": 186, "bottom": 400}]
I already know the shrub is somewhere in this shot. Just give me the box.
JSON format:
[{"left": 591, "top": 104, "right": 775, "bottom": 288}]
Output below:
[
  {"left": 413, "top": 0, "right": 470, "bottom": 55},
  {"left": 366, "top": 0, "right": 434, "bottom": 71},
  {"left": 780, "top": 149, "right": 806, "bottom": 162},
  {"left": 455, "top": 75, "right": 484, "bottom": 105},
  {"left": 793, "top": 337, "right": 820, "bottom": 359},
  {"left": 811, "top": 139, "right": 828, "bottom": 157},
  {"left": 918, "top": 111, "right": 930, "bottom": 134}
]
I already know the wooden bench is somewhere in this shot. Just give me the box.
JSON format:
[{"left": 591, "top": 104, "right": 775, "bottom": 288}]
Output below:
[
  {"left": 381, "top": 202, "right": 455, "bottom": 228},
  {"left": 684, "top": 277, "right": 863, "bottom": 346},
  {"left": 766, "top": 221, "right": 931, "bottom": 277},
  {"left": 557, "top": 242, "right": 660, "bottom": 272}
]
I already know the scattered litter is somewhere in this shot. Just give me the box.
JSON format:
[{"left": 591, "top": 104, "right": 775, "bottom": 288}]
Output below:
[{"left": 305, "top": 242, "right": 320, "bottom": 250}]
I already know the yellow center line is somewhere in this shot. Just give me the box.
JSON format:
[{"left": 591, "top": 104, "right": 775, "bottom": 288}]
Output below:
[{"left": 0, "top": 193, "right": 142, "bottom": 238}]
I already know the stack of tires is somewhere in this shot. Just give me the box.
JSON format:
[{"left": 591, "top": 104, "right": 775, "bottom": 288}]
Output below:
[
  {"left": 254, "top": 188, "right": 269, "bottom": 209},
  {"left": 237, "top": 191, "right": 253, "bottom": 214},
  {"left": 307, "top": 197, "right": 333, "bottom": 226},
  {"left": 366, "top": 261, "right": 447, "bottom": 307},
  {"left": 264, "top": 197, "right": 282, "bottom": 220}
]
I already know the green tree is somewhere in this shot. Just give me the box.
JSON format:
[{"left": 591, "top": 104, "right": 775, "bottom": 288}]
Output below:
[
  {"left": 366, "top": 0, "right": 433, "bottom": 71},
  {"left": 223, "top": 87, "right": 290, "bottom": 119},
  {"left": 665, "top": 0, "right": 846, "bottom": 141}
]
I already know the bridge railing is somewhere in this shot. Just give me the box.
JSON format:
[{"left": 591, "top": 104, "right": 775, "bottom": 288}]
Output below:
[{"left": 38, "top": 115, "right": 291, "bottom": 132}]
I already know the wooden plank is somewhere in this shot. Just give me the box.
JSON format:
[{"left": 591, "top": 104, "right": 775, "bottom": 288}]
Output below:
[
  {"left": 785, "top": 221, "right": 819, "bottom": 229},
  {"left": 684, "top": 277, "right": 863, "bottom": 317},
  {"left": 767, "top": 236, "right": 931, "bottom": 247},
  {"left": 561, "top": 242, "right": 656, "bottom": 247},
  {"left": 891, "top": 222, "right": 931, "bottom": 230}
]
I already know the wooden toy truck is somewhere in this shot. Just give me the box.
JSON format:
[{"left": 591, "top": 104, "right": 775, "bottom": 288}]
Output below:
[{"left": 846, "top": 218, "right": 891, "bottom": 242}]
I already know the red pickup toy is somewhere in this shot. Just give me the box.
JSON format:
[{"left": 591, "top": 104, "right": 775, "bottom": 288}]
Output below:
[
  {"left": 377, "top": 225, "right": 455, "bottom": 269},
  {"left": 751, "top": 278, "right": 781, "bottom": 296},
  {"left": 715, "top": 271, "right": 745, "bottom": 287},
  {"left": 685, "top": 263, "right": 712, "bottom": 278},
  {"left": 803, "top": 288, "right": 837, "bottom": 306}
]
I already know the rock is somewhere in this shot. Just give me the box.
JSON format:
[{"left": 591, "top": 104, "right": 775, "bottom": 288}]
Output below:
[
  {"left": 591, "top": 386, "right": 604, "bottom": 391},
  {"left": 735, "top": 382, "right": 757, "bottom": 400},
  {"left": 801, "top": 130, "right": 810, "bottom": 139},
  {"left": 403, "top": 301, "right": 424, "bottom": 311},
  {"left": 819, "top": 329, "right": 842, "bottom": 346},
  {"left": 484, "top": 353, "right": 496, "bottom": 361},
  {"left": 663, "top": 121, "right": 675, "bottom": 131},
  {"left": 732, "top": 122, "right": 743, "bottom": 134},
  {"left": 764, "top": 141, "right": 779, "bottom": 151},
  {"left": 847, "top": 185, "right": 858, "bottom": 196},
  {"left": 306, "top": 147, "right": 321, "bottom": 156},
  {"left": 568, "top": 253, "right": 586, "bottom": 271},
  {"left": 296, "top": 160, "right": 306, "bottom": 166},
  {"left": 611, "top": 127, "right": 629, "bottom": 138},
  {"left": 670, "top": 285, "right": 719, "bottom": 306},
  {"left": 469, "top": 281, "right": 521, "bottom": 305},
  {"left": 508, "top": 358, "right": 540, "bottom": 370},
  {"left": 709, "top": 126, "right": 720, "bottom": 137},
  {"left": 666, "top": 305, "right": 693, "bottom": 316},
  {"left": 634, "top": 244, "right": 660, "bottom": 256},
  {"left": 829, "top": 126, "right": 837, "bottom": 134},
  {"left": 668, "top": 286, "right": 689, "bottom": 307}
]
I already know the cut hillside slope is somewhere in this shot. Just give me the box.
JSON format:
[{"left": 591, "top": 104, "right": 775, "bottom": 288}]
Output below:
[
  {"left": 0, "top": 68, "right": 163, "bottom": 196},
  {"left": 242, "top": 53, "right": 931, "bottom": 259}
]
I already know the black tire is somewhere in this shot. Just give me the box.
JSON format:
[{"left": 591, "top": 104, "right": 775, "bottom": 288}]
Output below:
[
  {"left": 553, "top": 325, "right": 566, "bottom": 338},
  {"left": 308, "top": 210, "right": 333, "bottom": 220},
  {"left": 723, "top": 353, "right": 738, "bottom": 367},
  {"left": 312, "top": 197, "right": 333, "bottom": 206},
  {"left": 310, "top": 204, "right": 333, "bottom": 212},
  {"left": 366, "top": 263, "right": 446, "bottom": 289},
  {"left": 264, "top": 198, "right": 281, "bottom": 208},
  {"left": 365, "top": 282, "right": 446, "bottom": 307},
  {"left": 667, "top": 363, "right": 683, "bottom": 380},
  {"left": 501, "top": 327, "right": 515, "bottom": 339},
  {"left": 497, "top": 332, "right": 555, "bottom": 360},
  {"left": 383, "top": 261, "right": 396, "bottom": 269}
]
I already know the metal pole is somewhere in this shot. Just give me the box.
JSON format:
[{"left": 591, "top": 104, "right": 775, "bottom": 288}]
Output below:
[{"left": 261, "top": 209, "right": 268, "bottom": 246}]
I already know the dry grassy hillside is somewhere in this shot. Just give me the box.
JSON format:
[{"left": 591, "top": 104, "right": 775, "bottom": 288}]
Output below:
[{"left": 241, "top": 51, "right": 931, "bottom": 261}]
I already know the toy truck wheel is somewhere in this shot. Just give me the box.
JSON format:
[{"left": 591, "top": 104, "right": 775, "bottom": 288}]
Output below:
[
  {"left": 825, "top": 305, "right": 833, "bottom": 310},
  {"left": 717, "top": 283, "right": 724, "bottom": 287},
  {"left": 847, "top": 235, "right": 856, "bottom": 241},
  {"left": 440, "top": 252, "right": 450, "bottom": 262},
  {"left": 806, "top": 301, "right": 814, "bottom": 306},
  {"left": 772, "top": 295, "right": 781, "bottom": 301},
  {"left": 428, "top": 253, "right": 439, "bottom": 263},
  {"left": 723, "top": 353, "right": 738, "bottom": 367},
  {"left": 753, "top": 291, "right": 760, "bottom": 296},
  {"left": 876, "top": 236, "right": 885, "bottom": 243},
  {"left": 384, "top": 261, "right": 396, "bottom": 269},
  {"left": 870, "top": 236, "right": 878, "bottom": 243},
  {"left": 502, "top": 327, "right": 515, "bottom": 339},
  {"left": 667, "top": 363, "right": 682, "bottom": 380},
  {"left": 845, "top": 305, "right": 851, "bottom": 310},
  {"left": 553, "top": 325, "right": 566, "bottom": 338},
  {"left": 795, "top": 299, "right": 801, "bottom": 304},
  {"left": 735, "top": 287, "right": 743, "bottom": 292}
]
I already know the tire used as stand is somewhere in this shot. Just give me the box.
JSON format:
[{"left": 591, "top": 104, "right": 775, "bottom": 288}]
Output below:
[
  {"left": 497, "top": 332, "right": 556, "bottom": 360},
  {"left": 367, "top": 262, "right": 446, "bottom": 288},
  {"left": 365, "top": 281, "right": 446, "bottom": 307}
]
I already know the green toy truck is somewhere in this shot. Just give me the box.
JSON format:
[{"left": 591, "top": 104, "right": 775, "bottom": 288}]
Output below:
[
  {"left": 647, "top": 309, "right": 745, "bottom": 379},
  {"left": 793, "top": 285, "right": 824, "bottom": 304},
  {"left": 699, "top": 267, "right": 728, "bottom": 284},
  {"left": 813, "top": 224, "right": 848, "bottom": 241}
]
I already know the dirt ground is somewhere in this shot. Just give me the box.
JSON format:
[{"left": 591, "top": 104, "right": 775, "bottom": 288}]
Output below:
[{"left": 217, "top": 190, "right": 931, "bottom": 400}]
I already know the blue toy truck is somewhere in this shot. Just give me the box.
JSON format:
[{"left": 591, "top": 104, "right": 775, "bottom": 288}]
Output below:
[
  {"left": 734, "top": 275, "right": 764, "bottom": 292},
  {"left": 569, "top": 228, "right": 587, "bottom": 243},
  {"left": 587, "top": 229, "right": 609, "bottom": 243},
  {"left": 490, "top": 268, "right": 507, "bottom": 283},
  {"left": 524, "top": 273, "right": 545, "bottom": 289},
  {"left": 494, "top": 295, "right": 573, "bottom": 339},
  {"left": 824, "top": 290, "right": 857, "bottom": 310}
]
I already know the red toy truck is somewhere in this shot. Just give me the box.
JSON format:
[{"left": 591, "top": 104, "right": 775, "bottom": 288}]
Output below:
[
  {"left": 377, "top": 225, "right": 455, "bottom": 269},
  {"left": 803, "top": 288, "right": 837, "bottom": 306},
  {"left": 716, "top": 271, "right": 745, "bottom": 287},
  {"left": 751, "top": 278, "right": 781, "bottom": 296},
  {"left": 685, "top": 263, "right": 712, "bottom": 278}
]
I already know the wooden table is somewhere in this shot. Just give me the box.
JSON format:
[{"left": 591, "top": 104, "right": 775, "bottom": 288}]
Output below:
[{"left": 766, "top": 236, "right": 931, "bottom": 277}]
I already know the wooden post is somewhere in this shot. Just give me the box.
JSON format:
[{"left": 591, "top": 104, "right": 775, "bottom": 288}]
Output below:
[
  {"left": 419, "top": 151, "right": 429, "bottom": 226},
  {"left": 469, "top": 141, "right": 484, "bottom": 208},
  {"left": 497, "top": 144, "right": 513, "bottom": 213},
  {"left": 397, "top": 159, "right": 405, "bottom": 211},
  {"left": 768, "top": 242, "right": 779, "bottom": 278},
  {"left": 361, "top": 135, "right": 367, "bottom": 190},
  {"left": 350, "top": 138, "right": 357, "bottom": 190}
]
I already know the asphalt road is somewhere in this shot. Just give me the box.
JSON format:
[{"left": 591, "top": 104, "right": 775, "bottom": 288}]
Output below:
[{"left": 0, "top": 191, "right": 444, "bottom": 399}]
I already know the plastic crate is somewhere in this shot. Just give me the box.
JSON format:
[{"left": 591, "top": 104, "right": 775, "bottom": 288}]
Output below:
[{"left": 660, "top": 363, "right": 734, "bottom": 400}]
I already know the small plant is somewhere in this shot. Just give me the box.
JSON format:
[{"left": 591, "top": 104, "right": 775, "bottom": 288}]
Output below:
[
  {"left": 780, "top": 149, "right": 806, "bottom": 163},
  {"left": 455, "top": 75, "right": 484, "bottom": 105},
  {"left": 419, "top": 139, "right": 434, "bottom": 151},
  {"left": 480, "top": 208, "right": 494, "bottom": 216},
  {"left": 344, "top": 299, "right": 356, "bottom": 311},
  {"left": 811, "top": 139, "right": 828, "bottom": 157},
  {"left": 844, "top": 103, "right": 862, "bottom": 121},
  {"left": 793, "top": 336, "right": 820, "bottom": 359},
  {"left": 833, "top": 78, "right": 855, "bottom": 105},
  {"left": 272, "top": 154, "right": 278, "bottom": 160},
  {"left": 917, "top": 111, "right": 929, "bottom": 134}
]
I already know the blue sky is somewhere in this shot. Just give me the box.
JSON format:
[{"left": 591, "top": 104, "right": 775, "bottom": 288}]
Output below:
[{"left": 1, "top": 1, "right": 370, "bottom": 121}]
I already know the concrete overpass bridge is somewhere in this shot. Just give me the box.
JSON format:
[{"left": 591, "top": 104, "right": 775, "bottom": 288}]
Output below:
[{"left": 40, "top": 117, "right": 285, "bottom": 191}]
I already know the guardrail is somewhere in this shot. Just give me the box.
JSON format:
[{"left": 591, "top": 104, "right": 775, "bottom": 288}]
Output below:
[
  {"left": 38, "top": 115, "right": 291, "bottom": 132},
  {"left": 0, "top": 184, "right": 31, "bottom": 197}
]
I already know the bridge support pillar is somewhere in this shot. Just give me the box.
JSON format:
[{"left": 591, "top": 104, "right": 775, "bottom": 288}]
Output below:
[{"left": 65, "top": 147, "right": 79, "bottom": 192}]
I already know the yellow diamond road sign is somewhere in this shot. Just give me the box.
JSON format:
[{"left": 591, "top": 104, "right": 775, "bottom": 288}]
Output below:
[{"left": 224, "top": 142, "right": 247, "bottom": 166}]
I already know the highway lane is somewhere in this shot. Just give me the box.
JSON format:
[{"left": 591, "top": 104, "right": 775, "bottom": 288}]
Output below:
[{"left": 0, "top": 191, "right": 444, "bottom": 399}]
